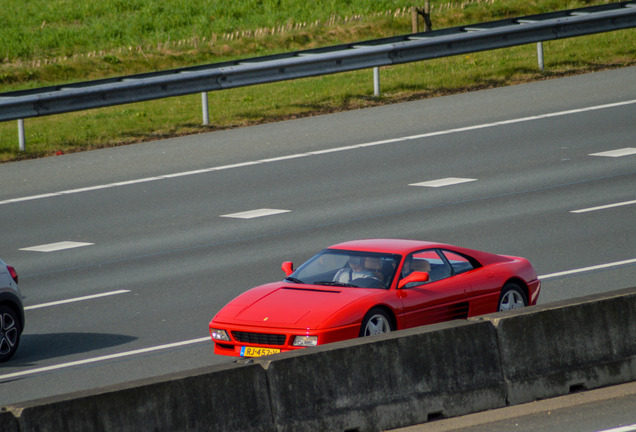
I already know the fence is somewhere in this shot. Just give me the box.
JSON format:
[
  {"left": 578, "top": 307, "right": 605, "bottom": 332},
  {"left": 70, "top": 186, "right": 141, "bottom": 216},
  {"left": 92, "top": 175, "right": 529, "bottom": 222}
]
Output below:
[{"left": 2, "top": 1, "right": 635, "bottom": 151}]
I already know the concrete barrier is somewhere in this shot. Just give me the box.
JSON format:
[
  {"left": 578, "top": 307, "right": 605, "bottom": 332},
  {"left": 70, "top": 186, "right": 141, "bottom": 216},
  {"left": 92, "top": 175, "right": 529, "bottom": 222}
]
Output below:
[
  {"left": 2, "top": 287, "right": 635, "bottom": 431},
  {"left": 4, "top": 362, "right": 274, "bottom": 432},
  {"left": 0, "top": 409, "right": 19, "bottom": 432},
  {"left": 254, "top": 319, "right": 506, "bottom": 432},
  {"left": 476, "top": 286, "right": 636, "bottom": 405}
]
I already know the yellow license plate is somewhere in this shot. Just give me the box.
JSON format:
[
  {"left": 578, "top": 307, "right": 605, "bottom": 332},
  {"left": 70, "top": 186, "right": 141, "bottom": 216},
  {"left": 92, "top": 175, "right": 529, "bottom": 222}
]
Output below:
[{"left": 240, "top": 346, "right": 281, "bottom": 357}]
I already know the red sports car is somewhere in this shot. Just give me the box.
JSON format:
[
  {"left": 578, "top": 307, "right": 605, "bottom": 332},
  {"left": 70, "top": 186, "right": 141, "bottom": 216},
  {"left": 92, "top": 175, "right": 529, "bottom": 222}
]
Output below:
[{"left": 209, "top": 239, "right": 540, "bottom": 357}]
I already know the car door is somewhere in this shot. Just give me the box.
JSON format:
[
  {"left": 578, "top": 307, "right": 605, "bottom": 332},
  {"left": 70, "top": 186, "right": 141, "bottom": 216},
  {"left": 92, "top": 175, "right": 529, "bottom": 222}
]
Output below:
[
  {"left": 439, "top": 249, "right": 500, "bottom": 316},
  {"left": 396, "top": 249, "right": 471, "bottom": 328}
]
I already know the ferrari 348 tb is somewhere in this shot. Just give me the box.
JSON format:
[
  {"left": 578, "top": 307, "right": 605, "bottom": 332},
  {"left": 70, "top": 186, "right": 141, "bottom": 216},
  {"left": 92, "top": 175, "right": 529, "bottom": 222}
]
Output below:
[{"left": 209, "top": 239, "right": 540, "bottom": 357}]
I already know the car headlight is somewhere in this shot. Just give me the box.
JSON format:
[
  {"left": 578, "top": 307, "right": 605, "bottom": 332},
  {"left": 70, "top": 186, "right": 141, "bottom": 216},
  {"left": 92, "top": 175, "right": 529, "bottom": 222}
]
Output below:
[
  {"left": 292, "top": 335, "right": 318, "bottom": 347},
  {"left": 210, "top": 328, "right": 230, "bottom": 342}
]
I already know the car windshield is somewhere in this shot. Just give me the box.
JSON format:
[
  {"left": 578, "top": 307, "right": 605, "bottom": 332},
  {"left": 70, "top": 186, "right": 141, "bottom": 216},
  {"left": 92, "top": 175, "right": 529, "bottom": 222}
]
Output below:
[{"left": 286, "top": 249, "right": 401, "bottom": 289}]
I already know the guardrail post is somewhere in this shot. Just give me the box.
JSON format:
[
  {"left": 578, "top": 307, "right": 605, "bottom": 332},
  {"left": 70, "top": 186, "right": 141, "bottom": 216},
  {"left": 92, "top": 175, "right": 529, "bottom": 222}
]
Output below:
[
  {"left": 201, "top": 92, "right": 209, "bottom": 125},
  {"left": 18, "top": 119, "right": 25, "bottom": 151},
  {"left": 537, "top": 42, "right": 544, "bottom": 71},
  {"left": 373, "top": 67, "right": 380, "bottom": 96}
]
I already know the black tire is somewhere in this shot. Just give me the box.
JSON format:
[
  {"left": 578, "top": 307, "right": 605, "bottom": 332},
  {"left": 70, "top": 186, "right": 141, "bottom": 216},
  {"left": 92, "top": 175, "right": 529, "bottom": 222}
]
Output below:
[
  {"left": 0, "top": 305, "right": 21, "bottom": 362},
  {"left": 497, "top": 282, "right": 528, "bottom": 312},
  {"left": 359, "top": 308, "right": 393, "bottom": 337}
]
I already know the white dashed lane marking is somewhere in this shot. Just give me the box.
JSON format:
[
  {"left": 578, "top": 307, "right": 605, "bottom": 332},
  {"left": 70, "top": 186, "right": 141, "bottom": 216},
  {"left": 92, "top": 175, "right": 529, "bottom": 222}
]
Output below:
[
  {"left": 20, "top": 241, "right": 94, "bottom": 252},
  {"left": 589, "top": 147, "right": 636, "bottom": 158},
  {"left": 220, "top": 208, "right": 291, "bottom": 219},
  {"left": 597, "top": 424, "right": 636, "bottom": 432},
  {"left": 25, "top": 290, "right": 131, "bottom": 310},
  {"left": 409, "top": 178, "right": 478, "bottom": 188}
]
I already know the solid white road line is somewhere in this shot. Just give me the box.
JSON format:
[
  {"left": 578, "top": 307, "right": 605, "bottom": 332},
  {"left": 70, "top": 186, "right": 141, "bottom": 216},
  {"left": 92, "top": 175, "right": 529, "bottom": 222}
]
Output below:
[
  {"left": 571, "top": 200, "right": 636, "bottom": 214},
  {"left": 538, "top": 258, "right": 636, "bottom": 280},
  {"left": 2, "top": 99, "right": 635, "bottom": 207},
  {"left": 25, "top": 290, "right": 131, "bottom": 310},
  {"left": 0, "top": 337, "right": 210, "bottom": 382}
]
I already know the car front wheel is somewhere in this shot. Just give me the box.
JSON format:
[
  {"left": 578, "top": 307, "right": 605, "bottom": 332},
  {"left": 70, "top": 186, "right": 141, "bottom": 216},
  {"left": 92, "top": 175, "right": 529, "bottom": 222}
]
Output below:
[
  {"left": 359, "top": 308, "right": 393, "bottom": 337},
  {"left": 498, "top": 283, "right": 528, "bottom": 311},
  {"left": 0, "top": 305, "right": 21, "bottom": 362}
]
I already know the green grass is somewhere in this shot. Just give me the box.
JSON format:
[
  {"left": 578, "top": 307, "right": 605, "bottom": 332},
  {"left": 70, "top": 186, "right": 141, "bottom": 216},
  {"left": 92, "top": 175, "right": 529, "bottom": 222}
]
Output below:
[
  {"left": 0, "top": 0, "right": 634, "bottom": 162},
  {"left": 0, "top": 0, "right": 423, "bottom": 62}
]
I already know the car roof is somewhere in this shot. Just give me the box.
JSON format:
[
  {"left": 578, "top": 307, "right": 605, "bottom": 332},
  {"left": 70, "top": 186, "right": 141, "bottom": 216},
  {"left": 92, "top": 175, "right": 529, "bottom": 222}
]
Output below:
[{"left": 327, "top": 239, "right": 450, "bottom": 255}]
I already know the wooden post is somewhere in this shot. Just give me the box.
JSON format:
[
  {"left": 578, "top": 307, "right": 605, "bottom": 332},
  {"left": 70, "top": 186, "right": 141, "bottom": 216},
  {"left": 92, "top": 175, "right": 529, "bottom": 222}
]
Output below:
[
  {"left": 412, "top": 1, "right": 432, "bottom": 34},
  {"left": 411, "top": 7, "right": 419, "bottom": 33},
  {"left": 423, "top": 0, "right": 432, "bottom": 32}
]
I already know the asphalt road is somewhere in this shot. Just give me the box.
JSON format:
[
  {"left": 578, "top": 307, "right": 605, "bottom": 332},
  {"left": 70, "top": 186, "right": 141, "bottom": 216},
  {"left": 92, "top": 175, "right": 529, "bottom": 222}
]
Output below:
[{"left": 0, "top": 66, "right": 634, "bottom": 410}]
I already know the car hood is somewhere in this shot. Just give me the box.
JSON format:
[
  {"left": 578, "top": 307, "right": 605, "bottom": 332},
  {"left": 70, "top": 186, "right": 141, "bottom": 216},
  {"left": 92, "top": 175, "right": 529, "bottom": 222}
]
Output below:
[{"left": 213, "top": 283, "right": 377, "bottom": 329}]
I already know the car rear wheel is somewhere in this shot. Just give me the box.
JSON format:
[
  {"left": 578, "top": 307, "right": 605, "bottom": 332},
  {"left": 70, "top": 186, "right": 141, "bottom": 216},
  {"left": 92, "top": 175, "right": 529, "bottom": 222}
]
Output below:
[
  {"left": 498, "top": 283, "right": 528, "bottom": 311},
  {"left": 0, "top": 305, "right": 21, "bottom": 362},
  {"left": 359, "top": 308, "right": 393, "bottom": 337}
]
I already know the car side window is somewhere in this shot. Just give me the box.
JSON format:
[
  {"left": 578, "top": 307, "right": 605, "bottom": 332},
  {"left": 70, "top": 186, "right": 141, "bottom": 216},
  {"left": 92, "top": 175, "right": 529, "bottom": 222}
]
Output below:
[
  {"left": 402, "top": 249, "right": 452, "bottom": 286},
  {"left": 441, "top": 250, "right": 477, "bottom": 275}
]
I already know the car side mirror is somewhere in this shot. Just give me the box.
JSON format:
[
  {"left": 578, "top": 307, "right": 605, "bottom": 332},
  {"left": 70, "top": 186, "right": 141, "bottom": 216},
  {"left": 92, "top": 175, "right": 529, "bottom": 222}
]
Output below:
[
  {"left": 398, "top": 271, "right": 430, "bottom": 289},
  {"left": 282, "top": 261, "right": 294, "bottom": 276}
]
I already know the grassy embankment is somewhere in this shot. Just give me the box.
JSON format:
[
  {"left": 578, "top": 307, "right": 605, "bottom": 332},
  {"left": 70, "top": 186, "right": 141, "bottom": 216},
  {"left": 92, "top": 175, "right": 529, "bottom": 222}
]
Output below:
[{"left": 0, "top": 0, "right": 634, "bottom": 162}]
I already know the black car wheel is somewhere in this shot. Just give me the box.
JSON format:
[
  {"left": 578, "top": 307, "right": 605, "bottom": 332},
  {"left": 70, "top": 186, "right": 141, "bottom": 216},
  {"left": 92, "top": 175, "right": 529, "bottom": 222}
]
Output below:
[
  {"left": 359, "top": 308, "right": 393, "bottom": 337},
  {"left": 0, "top": 305, "right": 21, "bottom": 362},
  {"left": 497, "top": 283, "right": 528, "bottom": 311}
]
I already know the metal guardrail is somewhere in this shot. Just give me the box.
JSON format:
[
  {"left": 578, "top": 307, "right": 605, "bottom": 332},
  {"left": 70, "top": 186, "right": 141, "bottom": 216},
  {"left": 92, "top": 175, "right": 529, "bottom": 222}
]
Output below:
[{"left": 1, "top": 2, "right": 634, "bottom": 124}]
